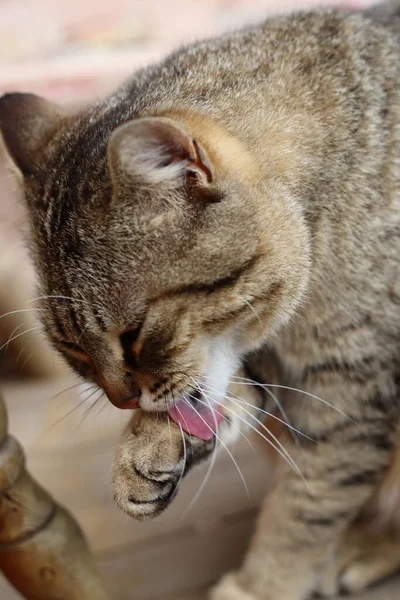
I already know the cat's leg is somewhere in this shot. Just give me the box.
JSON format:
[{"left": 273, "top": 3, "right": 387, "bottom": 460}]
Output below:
[
  {"left": 211, "top": 370, "right": 398, "bottom": 600},
  {"left": 318, "top": 441, "right": 400, "bottom": 596}
]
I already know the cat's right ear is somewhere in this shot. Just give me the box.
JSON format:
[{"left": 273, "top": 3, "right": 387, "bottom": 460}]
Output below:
[
  {"left": 107, "top": 117, "right": 215, "bottom": 192},
  {"left": 0, "top": 93, "right": 63, "bottom": 176}
]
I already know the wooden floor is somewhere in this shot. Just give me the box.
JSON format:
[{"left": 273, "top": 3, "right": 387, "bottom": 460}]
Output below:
[{"left": 0, "top": 376, "right": 399, "bottom": 599}]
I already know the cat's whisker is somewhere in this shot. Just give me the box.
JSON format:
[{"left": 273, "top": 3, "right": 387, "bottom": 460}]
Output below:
[
  {"left": 173, "top": 400, "right": 193, "bottom": 450},
  {"left": 202, "top": 398, "right": 258, "bottom": 454},
  {"left": 173, "top": 390, "right": 193, "bottom": 447},
  {"left": 189, "top": 381, "right": 258, "bottom": 455},
  {"left": 14, "top": 345, "right": 26, "bottom": 368},
  {"left": 214, "top": 395, "right": 309, "bottom": 487},
  {"left": 243, "top": 299, "right": 262, "bottom": 325},
  {"left": 19, "top": 351, "right": 34, "bottom": 372},
  {"left": 197, "top": 378, "right": 307, "bottom": 468},
  {"left": 204, "top": 373, "right": 353, "bottom": 422},
  {"left": 200, "top": 381, "right": 313, "bottom": 442},
  {"left": 184, "top": 393, "right": 250, "bottom": 500},
  {"left": 27, "top": 295, "right": 88, "bottom": 305},
  {"left": 236, "top": 379, "right": 354, "bottom": 423},
  {"left": 192, "top": 380, "right": 307, "bottom": 486},
  {"left": 167, "top": 415, "right": 173, "bottom": 448},
  {"left": 66, "top": 389, "right": 105, "bottom": 441},
  {"left": 174, "top": 421, "right": 188, "bottom": 508},
  {"left": 3, "top": 321, "right": 27, "bottom": 349},
  {"left": 172, "top": 400, "right": 188, "bottom": 487},
  {"left": 0, "top": 307, "right": 45, "bottom": 321},
  {"left": 52, "top": 381, "right": 91, "bottom": 402},
  {"left": 256, "top": 384, "right": 301, "bottom": 447},
  {"left": 233, "top": 395, "right": 313, "bottom": 442},
  {"left": 0, "top": 326, "right": 40, "bottom": 354},
  {"left": 94, "top": 394, "right": 109, "bottom": 419},
  {"left": 181, "top": 395, "right": 220, "bottom": 518},
  {"left": 32, "top": 385, "right": 100, "bottom": 446},
  {"left": 183, "top": 377, "right": 261, "bottom": 515},
  {"left": 24, "top": 330, "right": 51, "bottom": 367},
  {"left": 81, "top": 386, "right": 102, "bottom": 402},
  {"left": 221, "top": 393, "right": 308, "bottom": 483},
  {"left": 52, "top": 385, "right": 99, "bottom": 428}
]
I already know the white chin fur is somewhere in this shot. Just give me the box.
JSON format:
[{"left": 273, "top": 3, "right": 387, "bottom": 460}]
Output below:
[
  {"left": 203, "top": 341, "right": 239, "bottom": 392},
  {"left": 199, "top": 338, "right": 242, "bottom": 444},
  {"left": 203, "top": 338, "right": 238, "bottom": 401}
]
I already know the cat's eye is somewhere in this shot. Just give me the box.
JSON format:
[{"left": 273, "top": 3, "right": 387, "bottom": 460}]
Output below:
[
  {"left": 120, "top": 325, "right": 142, "bottom": 349},
  {"left": 59, "top": 341, "right": 91, "bottom": 363}
]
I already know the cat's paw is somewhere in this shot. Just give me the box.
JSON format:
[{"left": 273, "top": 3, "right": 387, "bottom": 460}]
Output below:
[
  {"left": 210, "top": 573, "right": 258, "bottom": 600},
  {"left": 338, "top": 548, "right": 400, "bottom": 595},
  {"left": 112, "top": 410, "right": 213, "bottom": 520},
  {"left": 317, "top": 522, "right": 400, "bottom": 597}
]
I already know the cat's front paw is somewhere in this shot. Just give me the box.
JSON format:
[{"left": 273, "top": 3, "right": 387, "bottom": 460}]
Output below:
[
  {"left": 113, "top": 410, "right": 213, "bottom": 520},
  {"left": 210, "top": 573, "right": 258, "bottom": 600}
]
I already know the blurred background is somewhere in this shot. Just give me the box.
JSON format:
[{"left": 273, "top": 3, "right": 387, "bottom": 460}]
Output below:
[{"left": 0, "top": 1, "right": 389, "bottom": 599}]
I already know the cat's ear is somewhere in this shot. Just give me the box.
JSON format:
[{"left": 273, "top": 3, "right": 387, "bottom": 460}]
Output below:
[
  {"left": 108, "top": 117, "right": 214, "bottom": 189},
  {"left": 0, "top": 93, "right": 63, "bottom": 176}
]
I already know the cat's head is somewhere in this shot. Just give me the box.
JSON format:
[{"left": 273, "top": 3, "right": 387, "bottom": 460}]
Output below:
[{"left": 0, "top": 91, "right": 310, "bottom": 434}]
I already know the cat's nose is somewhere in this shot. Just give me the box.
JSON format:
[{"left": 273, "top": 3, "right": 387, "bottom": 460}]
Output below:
[{"left": 103, "top": 383, "right": 141, "bottom": 410}]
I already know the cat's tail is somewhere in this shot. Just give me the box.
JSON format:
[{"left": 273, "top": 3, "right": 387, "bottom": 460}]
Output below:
[{"left": 365, "top": 0, "right": 400, "bottom": 25}]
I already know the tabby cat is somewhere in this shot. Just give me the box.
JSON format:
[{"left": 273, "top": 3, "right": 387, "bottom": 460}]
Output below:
[{"left": 1, "top": 1, "right": 400, "bottom": 598}]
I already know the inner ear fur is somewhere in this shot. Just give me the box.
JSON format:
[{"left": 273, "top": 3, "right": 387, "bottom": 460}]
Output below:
[{"left": 107, "top": 116, "right": 214, "bottom": 188}]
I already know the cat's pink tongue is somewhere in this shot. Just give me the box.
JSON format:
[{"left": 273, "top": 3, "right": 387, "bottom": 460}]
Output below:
[{"left": 168, "top": 399, "right": 223, "bottom": 441}]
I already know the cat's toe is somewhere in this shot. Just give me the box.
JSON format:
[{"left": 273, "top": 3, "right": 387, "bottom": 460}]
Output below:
[
  {"left": 338, "top": 556, "right": 400, "bottom": 595},
  {"left": 338, "top": 560, "right": 374, "bottom": 595},
  {"left": 210, "top": 573, "right": 258, "bottom": 600},
  {"left": 112, "top": 411, "right": 185, "bottom": 520},
  {"left": 317, "top": 522, "right": 400, "bottom": 597}
]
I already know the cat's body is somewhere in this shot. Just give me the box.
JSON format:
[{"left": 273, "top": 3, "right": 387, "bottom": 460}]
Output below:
[{"left": 1, "top": 3, "right": 400, "bottom": 599}]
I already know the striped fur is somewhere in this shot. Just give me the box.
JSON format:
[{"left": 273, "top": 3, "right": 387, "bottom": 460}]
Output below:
[{"left": 1, "top": 1, "right": 400, "bottom": 599}]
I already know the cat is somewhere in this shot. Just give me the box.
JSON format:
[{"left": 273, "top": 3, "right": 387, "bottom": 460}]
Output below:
[{"left": 1, "top": 1, "right": 400, "bottom": 598}]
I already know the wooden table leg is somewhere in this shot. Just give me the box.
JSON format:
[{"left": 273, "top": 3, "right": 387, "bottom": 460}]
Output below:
[{"left": 0, "top": 393, "right": 110, "bottom": 599}]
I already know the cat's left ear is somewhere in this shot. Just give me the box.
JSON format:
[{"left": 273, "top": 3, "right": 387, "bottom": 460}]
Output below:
[
  {"left": 0, "top": 92, "right": 63, "bottom": 176},
  {"left": 108, "top": 117, "right": 214, "bottom": 190}
]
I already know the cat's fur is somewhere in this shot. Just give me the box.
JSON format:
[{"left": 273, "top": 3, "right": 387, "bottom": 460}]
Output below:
[{"left": 1, "top": 2, "right": 400, "bottom": 598}]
